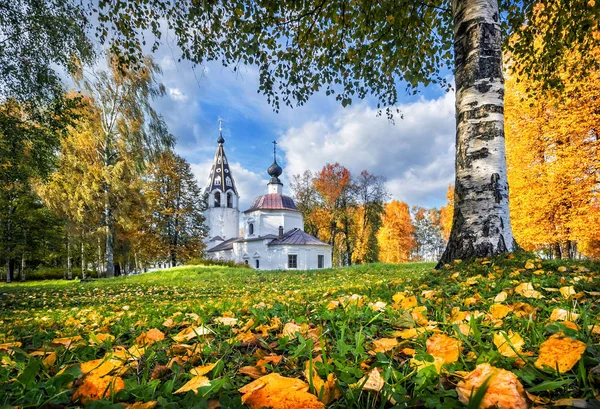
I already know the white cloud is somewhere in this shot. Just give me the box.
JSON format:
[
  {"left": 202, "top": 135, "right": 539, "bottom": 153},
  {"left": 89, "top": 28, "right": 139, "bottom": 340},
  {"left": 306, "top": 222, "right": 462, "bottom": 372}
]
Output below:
[
  {"left": 189, "top": 160, "right": 268, "bottom": 211},
  {"left": 168, "top": 87, "right": 188, "bottom": 101},
  {"left": 278, "top": 92, "right": 456, "bottom": 208}
]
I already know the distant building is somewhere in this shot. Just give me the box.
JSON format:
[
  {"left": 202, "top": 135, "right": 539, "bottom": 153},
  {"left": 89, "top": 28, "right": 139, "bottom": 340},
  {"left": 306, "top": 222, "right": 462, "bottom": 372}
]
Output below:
[{"left": 204, "top": 123, "right": 332, "bottom": 270}]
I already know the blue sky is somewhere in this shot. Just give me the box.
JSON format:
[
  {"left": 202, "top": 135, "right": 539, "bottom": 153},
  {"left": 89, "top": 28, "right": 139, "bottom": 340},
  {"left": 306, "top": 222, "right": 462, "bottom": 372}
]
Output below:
[{"left": 150, "top": 48, "right": 457, "bottom": 211}]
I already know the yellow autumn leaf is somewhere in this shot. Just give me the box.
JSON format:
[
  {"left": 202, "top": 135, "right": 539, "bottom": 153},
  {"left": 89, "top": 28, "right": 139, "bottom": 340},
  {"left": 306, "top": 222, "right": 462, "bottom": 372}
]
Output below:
[
  {"left": 214, "top": 317, "right": 238, "bottom": 326},
  {"left": 400, "top": 295, "right": 418, "bottom": 310},
  {"left": 81, "top": 358, "right": 123, "bottom": 378},
  {"left": 89, "top": 333, "right": 114, "bottom": 346},
  {"left": 410, "top": 356, "right": 444, "bottom": 373},
  {"left": 490, "top": 304, "right": 512, "bottom": 319},
  {"left": 535, "top": 334, "right": 586, "bottom": 373},
  {"left": 353, "top": 368, "right": 384, "bottom": 392},
  {"left": 493, "top": 331, "right": 525, "bottom": 357},
  {"left": 172, "top": 325, "right": 213, "bottom": 343},
  {"left": 456, "top": 363, "right": 527, "bottom": 409},
  {"left": 72, "top": 375, "right": 125, "bottom": 404},
  {"left": 174, "top": 375, "right": 211, "bottom": 394},
  {"left": 51, "top": 336, "right": 83, "bottom": 348},
  {"left": 549, "top": 308, "right": 580, "bottom": 321},
  {"left": 190, "top": 362, "right": 217, "bottom": 376},
  {"left": 370, "top": 338, "right": 398, "bottom": 354},
  {"left": 426, "top": 334, "right": 461, "bottom": 364},
  {"left": 514, "top": 282, "right": 543, "bottom": 299},
  {"left": 304, "top": 361, "right": 341, "bottom": 405},
  {"left": 239, "top": 373, "right": 324, "bottom": 409},
  {"left": 525, "top": 260, "right": 535, "bottom": 269},
  {"left": 394, "top": 327, "right": 425, "bottom": 339},
  {"left": 411, "top": 306, "right": 429, "bottom": 326},
  {"left": 0, "top": 342, "right": 22, "bottom": 351},
  {"left": 136, "top": 328, "right": 165, "bottom": 346},
  {"left": 281, "top": 322, "right": 302, "bottom": 339},
  {"left": 559, "top": 286, "right": 576, "bottom": 299},
  {"left": 494, "top": 291, "right": 508, "bottom": 302}
]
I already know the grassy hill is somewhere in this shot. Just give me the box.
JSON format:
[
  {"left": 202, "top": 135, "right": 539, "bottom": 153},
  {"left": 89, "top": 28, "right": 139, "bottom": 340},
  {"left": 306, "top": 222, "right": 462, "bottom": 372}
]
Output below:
[{"left": 0, "top": 256, "right": 598, "bottom": 408}]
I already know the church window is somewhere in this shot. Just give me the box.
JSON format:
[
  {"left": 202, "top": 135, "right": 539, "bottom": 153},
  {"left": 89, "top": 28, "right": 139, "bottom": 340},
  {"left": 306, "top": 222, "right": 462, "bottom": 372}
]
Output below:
[
  {"left": 214, "top": 175, "right": 221, "bottom": 185},
  {"left": 288, "top": 254, "right": 297, "bottom": 269},
  {"left": 227, "top": 192, "right": 233, "bottom": 208},
  {"left": 318, "top": 255, "right": 324, "bottom": 269},
  {"left": 249, "top": 223, "right": 254, "bottom": 235},
  {"left": 216, "top": 167, "right": 221, "bottom": 173},
  {"left": 214, "top": 192, "right": 221, "bottom": 207},
  {"left": 223, "top": 157, "right": 227, "bottom": 164},
  {"left": 226, "top": 176, "right": 232, "bottom": 187},
  {"left": 225, "top": 168, "right": 229, "bottom": 173},
  {"left": 244, "top": 260, "right": 248, "bottom": 265},
  {"left": 217, "top": 157, "right": 221, "bottom": 164},
  {"left": 255, "top": 259, "right": 259, "bottom": 269}
]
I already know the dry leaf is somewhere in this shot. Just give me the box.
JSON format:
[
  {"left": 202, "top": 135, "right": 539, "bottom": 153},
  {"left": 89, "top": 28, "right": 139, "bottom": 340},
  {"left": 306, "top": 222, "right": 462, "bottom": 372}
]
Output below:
[
  {"left": 51, "top": 336, "right": 83, "bottom": 348},
  {"left": 353, "top": 368, "right": 384, "bottom": 392},
  {"left": 174, "top": 375, "right": 211, "bottom": 394},
  {"left": 494, "top": 291, "right": 508, "bottom": 302},
  {"left": 0, "top": 342, "right": 22, "bottom": 351},
  {"left": 172, "top": 325, "right": 213, "bottom": 343},
  {"left": 370, "top": 338, "right": 398, "bottom": 354},
  {"left": 81, "top": 358, "right": 123, "bottom": 378},
  {"left": 239, "top": 373, "right": 324, "bottom": 409},
  {"left": 456, "top": 363, "right": 527, "bottom": 409},
  {"left": 127, "top": 402, "right": 158, "bottom": 409},
  {"left": 190, "top": 362, "right": 217, "bottom": 376},
  {"left": 136, "top": 328, "right": 165, "bottom": 346},
  {"left": 400, "top": 295, "right": 418, "bottom": 310},
  {"left": 410, "top": 356, "right": 444, "bottom": 373},
  {"left": 238, "top": 366, "right": 264, "bottom": 379},
  {"left": 559, "top": 286, "right": 576, "bottom": 299},
  {"left": 255, "top": 317, "right": 282, "bottom": 336},
  {"left": 490, "top": 304, "right": 512, "bottom": 319},
  {"left": 493, "top": 331, "right": 525, "bottom": 358},
  {"left": 304, "top": 361, "right": 341, "bottom": 405},
  {"left": 550, "top": 308, "right": 580, "bottom": 321},
  {"left": 214, "top": 317, "right": 238, "bottom": 326},
  {"left": 281, "top": 322, "right": 302, "bottom": 339},
  {"left": 514, "top": 283, "right": 543, "bottom": 299},
  {"left": 256, "top": 355, "right": 283, "bottom": 372},
  {"left": 42, "top": 351, "right": 57, "bottom": 368},
  {"left": 89, "top": 333, "right": 114, "bottom": 346},
  {"left": 535, "top": 334, "right": 586, "bottom": 373},
  {"left": 151, "top": 365, "right": 170, "bottom": 380},
  {"left": 426, "top": 334, "right": 461, "bottom": 364},
  {"left": 72, "top": 375, "right": 125, "bottom": 404}
]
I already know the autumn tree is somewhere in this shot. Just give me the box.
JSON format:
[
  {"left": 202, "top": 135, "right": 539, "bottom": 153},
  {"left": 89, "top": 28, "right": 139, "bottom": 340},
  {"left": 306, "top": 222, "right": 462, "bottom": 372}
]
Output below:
[
  {"left": 411, "top": 207, "right": 445, "bottom": 262},
  {"left": 505, "top": 43, "right": 600, "bottom": 259},
  {"left": 290, "top": 170, "right": 320, "bottom": 238},
  {"left": 145, "top": 151, "right": 208, "bottom": 266},
  {"left": 352, "top": 171, "right": 388, "bottom": 264},
  {"left": 74, "top": 55, "right": 173, "bottom": 277},
  {"left": 377, "top": 201, "right": 415, "bottom": 264},
  {"left": 439, "top": 185, "right": 454, "bottom": 242}
]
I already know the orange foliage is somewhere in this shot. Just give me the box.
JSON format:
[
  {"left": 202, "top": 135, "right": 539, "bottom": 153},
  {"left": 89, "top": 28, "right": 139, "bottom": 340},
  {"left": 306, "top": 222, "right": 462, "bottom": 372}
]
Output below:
[
  {"left": 505, "top": 44, "right": 600, "bottom": 258},
  {"left": 439, "top": 185, "right": 454, "bottom": 241},
  {"left": 377, "top": 201, "right": 415, "bottom": 263}
]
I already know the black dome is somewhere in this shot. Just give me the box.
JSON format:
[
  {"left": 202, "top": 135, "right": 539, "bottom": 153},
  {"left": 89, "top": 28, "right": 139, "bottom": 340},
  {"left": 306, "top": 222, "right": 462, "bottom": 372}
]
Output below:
[
  {"left": 217, "top": 133, "right": 225, "bottom": 144},
  {"left": 267, "top": 160, "right": 282, "bottom": 178}
]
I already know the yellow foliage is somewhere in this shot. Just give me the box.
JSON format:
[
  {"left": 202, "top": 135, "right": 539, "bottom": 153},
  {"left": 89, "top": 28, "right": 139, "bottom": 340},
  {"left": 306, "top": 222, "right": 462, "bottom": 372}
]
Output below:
[
  {"left": 238, "top": 373, "right": 324, "bottom": 409},
  {"left": 377, "top": 201, "right": 415, "bottom": 263},
  {"left": 456, "top": 364, "right": 527, "bottom": 409},
  {"left": 535, "top": 334, "right": 586, "bottom": 373},
  {"left": 426, "top": 334, "right": 461, "bottom": 364}
]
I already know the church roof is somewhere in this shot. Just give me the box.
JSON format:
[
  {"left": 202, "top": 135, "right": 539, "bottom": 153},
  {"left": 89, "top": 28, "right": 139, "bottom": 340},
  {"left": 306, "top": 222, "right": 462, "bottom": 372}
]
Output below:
[
  {"left": 206, "top": 237, "right": 237, "bottom": 252},
  {"left": 206, "top": 130, "right": 238, "bottom": 195},
  {"left": 268, "top": 228, "right": 331, "bottom": 246},
  {"left": 243, "top": 193, "right": 299, "bottom": 213}
]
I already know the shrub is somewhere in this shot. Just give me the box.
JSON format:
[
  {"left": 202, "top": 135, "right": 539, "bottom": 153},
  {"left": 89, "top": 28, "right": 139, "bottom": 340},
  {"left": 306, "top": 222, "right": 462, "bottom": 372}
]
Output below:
[{"left": 184, "top": 257, "right": 252, "bottom": 269}]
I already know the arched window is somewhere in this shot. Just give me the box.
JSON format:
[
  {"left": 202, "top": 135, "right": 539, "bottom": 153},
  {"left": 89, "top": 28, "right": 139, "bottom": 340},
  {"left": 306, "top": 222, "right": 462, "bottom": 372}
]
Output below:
[
  {"left": 255, "top": 259, "right": 259, "bottom": 269},
  {"left": 227, "top": 192, "right": 233, "bottom": 208},
  {"left": 217, "top": 157, "right": 221, "bottom": 164},
  {"left": 214, "top": 192, "right": 221, "bottom": 207},
  {"left": 214, "top": 175, "right": 221, "bottom": 185},
  {"left": 249, "top": 223, "right": 254, "bottom": 235},
  {"left": 225, "top": 176, "right": 232, "bottom": 187}
]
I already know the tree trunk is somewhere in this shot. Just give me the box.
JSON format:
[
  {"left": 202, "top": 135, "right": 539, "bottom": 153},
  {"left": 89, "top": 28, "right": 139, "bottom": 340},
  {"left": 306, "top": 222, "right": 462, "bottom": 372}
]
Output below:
[
  {"left": 97, "top": 235, "right": 103, "bottom": 278},
  {"left": 438, "top": 0, "right": 515, "bottom": 267},
  {"left": 20, "top": 253, "right": 25, "bottom": 281},
  {"left": 81, "top": 237, "right": 86, "bottom": 280},
  {"left": 104, "top": 193, "right": 115, "bottom": 278},
  {"left": 5, "top": 260, "right": 10, "bottom": 284},
  {"left": 67, "top": 234, "right": 72, "bottom": 280}
]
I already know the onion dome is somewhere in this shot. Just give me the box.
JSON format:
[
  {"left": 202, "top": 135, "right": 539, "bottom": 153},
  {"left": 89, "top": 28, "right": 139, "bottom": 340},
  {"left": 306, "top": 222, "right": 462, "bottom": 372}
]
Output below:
[
  {"left": 217, "top": 133, "right": 225, "bottom": 144},
  {"left": 267, "top": 160, "right": 283, "bottom": 183}
]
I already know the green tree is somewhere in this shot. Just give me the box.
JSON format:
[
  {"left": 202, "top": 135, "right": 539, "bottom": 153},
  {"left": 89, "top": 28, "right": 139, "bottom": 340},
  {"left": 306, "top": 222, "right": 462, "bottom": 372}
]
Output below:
[
  {"left": 90, "top": 0, "right": 599, "bottom": 265},
  {"left": 74, "top": 55, "right": 173, "bottom": 277},
  {"left": 145, "top": 151, "right": 208, "bottom": 266}
]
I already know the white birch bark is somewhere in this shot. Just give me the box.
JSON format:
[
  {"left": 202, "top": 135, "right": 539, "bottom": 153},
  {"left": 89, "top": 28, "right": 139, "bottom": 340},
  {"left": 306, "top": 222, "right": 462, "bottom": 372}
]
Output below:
[{"left": 438, "top": 0, "right": 515, "bottom": 266}]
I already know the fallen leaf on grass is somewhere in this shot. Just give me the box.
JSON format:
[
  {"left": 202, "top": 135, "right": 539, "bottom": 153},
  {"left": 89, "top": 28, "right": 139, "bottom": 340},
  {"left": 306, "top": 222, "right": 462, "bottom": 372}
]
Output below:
[
  {"left": 238, "top": 366, "right": 263, "bottom": 379},
  {"left": 256, "top": 355, "right": 283, "bottom": 372},
  {"left": 426, "top": 334, "right": 461, "bottom": 364},
  {"left": 494, "top": 291, "right": 508, "bottom": 302},
  {"left": 456, "top": 363, "right": 527, "bottom": 409},
  {"left": 0, "top": 342, "right": 21, "bottom": 351},
  {"left": 535, "top": 334, "right": 586, "bottom": 373},
  {"left": 514, "top": 283, "right": 543, "bottom": 299},
  {"left": 493, "top": 331, "right": 525, "bottom": 358},
  {"left": 172, "top": 325, "right": 213, "bottom": 342},
  {"left": 352, "top": 368, "right": 384, "bottom": 392},
  {"left": 281, "top": 322, "right": 302, "bottom": 339},
  {"left": 81, "top": 358, "right": 123, "bottom": 378},
  {"left": 126, "top": 402, "right": 158, "bottom": 409},
  {"left": 214, "top": 317, "right": 238, "bottom": 326},
  {"left": 370, "top": 338, "right": 398, "bottom": 354},
  {"left": 559, "top": 286, "right": 576, "bottom": 299},
  {"left": 174, "top": 375, "right": 211, "bottom": 394},
  {"left": 410, "top": 356, "right": 444, "bottom": 373},
  {"left": 42, "top": 351, "right": 57, "bottom": 368},
  {"left": 136, "top": 328, "right": 165, "bottom": 345},
  {"left": 72, "top": 375, "right": 125, "bottom": 404},
  {"left": 51, "top": 336, "right": 83, "bottom": 348},
  {"left": 490, "top": 304, "right": 512, "bottom": 319},
  {"left": 550, "top": 308, "right": 580, "bottom": 322},
  {"left": 239, "top": 373, "right": 324, "bottom": 409},
  {"left": 255, "top": 317, "right": 282, "bottom": 336},
  {"left": 190, "top": 362, "right": 217, "bottom": 376},
  {"left": 304, "top": 361, "right": 341, "bottom": 405},
  {"left": 151, "top": 365, "right": 170, "bottom": 380}
]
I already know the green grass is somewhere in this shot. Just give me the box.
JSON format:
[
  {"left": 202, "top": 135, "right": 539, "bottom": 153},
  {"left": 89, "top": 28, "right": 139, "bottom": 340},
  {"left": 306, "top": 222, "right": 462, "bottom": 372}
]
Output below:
[{"left": 0, "top": 256, "right": 598, "bottom": 408}]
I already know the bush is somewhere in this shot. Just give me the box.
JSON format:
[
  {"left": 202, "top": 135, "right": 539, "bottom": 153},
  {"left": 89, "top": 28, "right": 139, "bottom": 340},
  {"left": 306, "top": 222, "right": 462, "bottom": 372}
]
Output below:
[
  {"left": 26, "top": 267, "right": 93, "bottom": 281},
  {"left": 184, "top": 258, "right": 252, "bottom": 269}
]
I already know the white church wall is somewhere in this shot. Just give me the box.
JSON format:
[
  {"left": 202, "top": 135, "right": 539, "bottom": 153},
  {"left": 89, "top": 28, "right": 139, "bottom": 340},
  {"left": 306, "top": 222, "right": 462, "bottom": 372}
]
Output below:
[
  {"left": 243, "top": 210, "right": 304, "bottom": 238},
  {"left": 205, "top": 205, "right": 240, "bottom": 241}
]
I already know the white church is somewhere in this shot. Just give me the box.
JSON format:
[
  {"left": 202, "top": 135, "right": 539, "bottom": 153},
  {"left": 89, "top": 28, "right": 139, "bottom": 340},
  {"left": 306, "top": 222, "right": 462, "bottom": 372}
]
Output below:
[{"left": 203, "top": 125, "right": 332, "bottom": 270}]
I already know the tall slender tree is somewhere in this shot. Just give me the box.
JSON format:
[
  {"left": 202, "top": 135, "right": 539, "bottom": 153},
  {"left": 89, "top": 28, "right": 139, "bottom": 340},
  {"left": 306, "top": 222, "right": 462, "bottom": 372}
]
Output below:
[{"left": 74, "top": 55, "right": 173, "bottom": 277}]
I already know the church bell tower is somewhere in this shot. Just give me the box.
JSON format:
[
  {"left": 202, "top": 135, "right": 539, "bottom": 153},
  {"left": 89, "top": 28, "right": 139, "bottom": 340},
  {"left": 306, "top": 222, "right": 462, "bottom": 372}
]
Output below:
[{"left": 204, "top": 120, "right": 240, "bottom": 242}]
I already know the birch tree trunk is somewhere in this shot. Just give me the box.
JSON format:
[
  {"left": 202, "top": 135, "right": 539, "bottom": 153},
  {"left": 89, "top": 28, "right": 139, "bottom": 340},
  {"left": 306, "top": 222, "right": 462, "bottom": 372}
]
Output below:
[
  {"left": 67, "top": 234, "right": 73, "bottom": 280},
  {"left": 97, "top": 235, "right": 103, "bottom": 278},
  {"left": 81, "top": 238, "right": 86, "bottom": 280},
  {"left": 20, "top": 253, "right": 25, "bottom": 281},
  {"left": 438, "top": 0, "right": 515, "bottom": 266}
]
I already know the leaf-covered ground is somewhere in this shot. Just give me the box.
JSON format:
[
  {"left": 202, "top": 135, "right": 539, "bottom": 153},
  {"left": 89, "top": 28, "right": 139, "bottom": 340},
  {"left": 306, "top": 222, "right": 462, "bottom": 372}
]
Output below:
[{"left": 0, "top": 256, "right": 599, "bottom": 408}]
